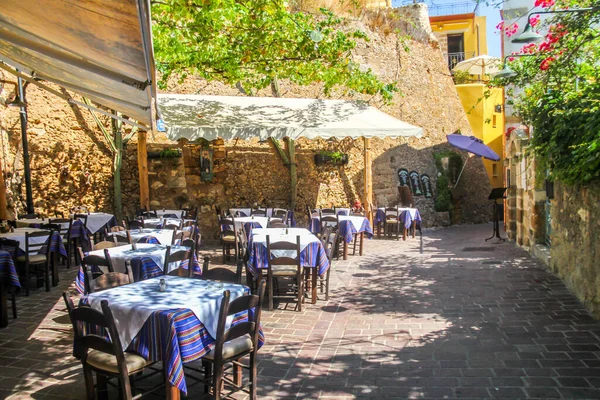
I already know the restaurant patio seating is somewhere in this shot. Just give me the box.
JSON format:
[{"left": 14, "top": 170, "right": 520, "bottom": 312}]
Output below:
[
  {"left": 320, "top": 208, "right": 336, "bottom": 217},
  {"left": 319, "top": 215, "right": 339, "bottom": 236},
  {"left": 49, "top": 218, "right": 74, "bottom": 269},
  {"left": 268, "top": 220, "right": 287, "bottom": 229},
  {"left": 81, "top": 248, "right": 114, "bottom": 293},
  {"left": 18, "top": 212, "right": 39, "bottom": 219},
  {"left": 384, "top": 207, "right": 401, "bottom": 241},
  {"left": 200, "top": 280, "right": 266, "bottom": 400},
  {"left": 266, "top": 235, "right": 303, "bottom": 311},
  {"left": 62, "top": 293, "right": 158, "bottom": 399},
  {"left": 16, "top": 230, "right": 52, "bottom": 295},
  {"left": 112, "top": 231, "right": 132, "bottom": 245},
  {"left": 201, "top": 256, "right": 243, "bottom": 284},
  {"left": 250, "top": 208, "right": 267, "bottom": 217},
  {"left": 319, "top": 227, "right": 339, "bottom": 300},
  {"left": 93, "top": 240, "right": 116, "bottom": 250},
  {"left": 164, "top": 244, "right": 195, "bottom": 277},
  {"left": 219, "top": 216, "right": 242, "bottom": 263},
  {"left": 0, "top": 239, "right": 19, "bottom": 320}
]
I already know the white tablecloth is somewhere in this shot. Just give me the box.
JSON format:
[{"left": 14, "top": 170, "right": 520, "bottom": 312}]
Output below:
[
  {"left": 143, "top": 218, "right": 195, "bottom": 229},
  {"left": 88, "top": 243, "right": 186, "bottom": 274},
  {"left": 234, "top": 216, "right": 270, "bottom": 232},
  {"left": 16, "top": 218, "right": 71, "bottom": 230},
  {"left": 83, "top": 276, "right": 247, "bottom": 350},
  {"left": 230, "top": 208, "right": 273, "bottom": 217},
  {"left": 0, "top": 228, "right": 50, "bottom": 251},
  {"left": 72, "top": 212, "right": 114, "bottom": 234},
  {"left": 153, "top": 209, "right": 185, "bottom": 218},
  {"left": 107, "top": 229, "right": 174, "bottom": 246}
]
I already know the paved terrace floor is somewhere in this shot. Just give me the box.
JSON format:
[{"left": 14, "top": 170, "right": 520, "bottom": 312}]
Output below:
[{"left": 1, "top": 223, "right": 600, "bottom": 399}]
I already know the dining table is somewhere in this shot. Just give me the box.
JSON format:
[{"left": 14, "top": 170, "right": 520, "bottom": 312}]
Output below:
[
  {"left": 247, "top": 227, "right": 329, "bottom": 303},
  {"left": 142, "top": 218, "right": 195, "bottom": 229},
  {"left": 79, "top": 276, "right": 263, "bottom": 399},
  {"left": 74, "top": 243, "right": 201, "bottom": 293},
  {"left": 309, "top": 215, "right": 373, "bottom": 260},
  {"left": 152, "top": 209, "right": 185, "bottom": 218},
  {"left": 374, "top": 207, "right": 421, "bottom": 240},
  {"left": 107, "top": 229, "right": 175, "bottom": 246},
  {"left": 16, "top": 218, "right": 90, "bottom": 249},
  {"left": 72, "top": 212, "right": 116, "bottom": 234},
  {"left": 0, "top": 227, "right": 67, "bottom": 287},
  {"left": 230, "top": 208, "right": 296, "bottom": 226},
  {"left": 0, "top": 251, "right": 20, "bottom": 328}
]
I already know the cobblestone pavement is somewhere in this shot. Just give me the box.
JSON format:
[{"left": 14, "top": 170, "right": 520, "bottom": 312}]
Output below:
[{"left": 1, "top": 223, "right": 600, "bottom": 399}]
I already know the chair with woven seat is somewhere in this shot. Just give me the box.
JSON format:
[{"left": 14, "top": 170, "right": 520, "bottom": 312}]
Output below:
[
  {"left": 171, "top": 230, "right": 191, "bottom": 246},
  {"left": 319, "top": 215, "right": 339, "bottom": 236},
  {"left": 320, "top": 208, "right": 336, "bottom": 217},
  {"left": 164, "top": 244, "right": 195, "bottom": 277},
  {"left": 272, "top": 208, "right": 288, "bottom": 223},
  {"left": 163, "top": 221, "right": 182, "bottom": 231},
  {"left": 384, "top": 207, "right": 401, "bottom": 240},
  {"left": 62, "top": 293, "right": 159, "bottom": 399},
  {"left": 268, "top": 221, "right": 287, "bottom": 228},
  {"left": 16, "top": 230, "right": 53, "bottom": 295},
  {"left": 250, "top": 208, "right": 267, "bottom": 217},
  {"left": 92, "top": 240, "right": 116, "bottom": 250},
  {"left": 49, "top": 218, "right": 74, "bottom": 269},
  {"left": 219, "top": 216, "right": 241, "bottom": 263},
  {"left": 0, "top": 238, "right": 20, "bottom": 320},
  {"left": 319, "top": 227, "right": 339, "bottom": 300},
  {"left": 112, "top": 231, "right": 132, "bottom": 245},
  {"left": 200, "top": 280, "right": 266, "bottom": 400},
  {"left": 85, "top": 264, "right": 133, "bottom": 294},
  {"left": 183, "top": 207, "right": 198, "bottom": 220},
  {"left": 141, "top": 211, "right": 157, "bottom": 218},
  {"left": 201, "top": 255, "right": 243, "bottom": 284},
  {"left": 81, "top": 248, "right": 115, "bottom": 293},
  {"left": 126, "top": 218, "right": 142, "bottom": 231},
  {"left": 266, "top": 235, "right": 303, "bottom": 311}
]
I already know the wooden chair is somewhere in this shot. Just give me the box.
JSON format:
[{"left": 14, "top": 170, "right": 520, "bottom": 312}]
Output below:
[
  {"left": 319, "top": 215, "right": 339, "bottom": 236},
  {"left": 81, "top": 248, "right": 115, "bottom": 293},
  {"left": 201, "top": 280, "right": 266, "bottom": 400},
  {"left": 384, "top": 207, "right": 401, "bottom": 240},
  {"left": 93, "top": 240, "right": 116, "bottom": 250},
  {"left": 320, "top": 208, "right": 336, "bottom": 217},
  {"left": 272, "top": 208, "right": 288, "bottom": 222},
  {"left": 250, "top": 208, "right": 267, "bottom": 217},
  {"left": 126, "top": 218, "right": 143, "bottom": 230},
  {"left": 164, "top": 244, "right": 195, "bottom": 277},
  {"left": 171, "top": 230, "right": 191, "bottom": 245},
  {"left": 183, "top": 207, "right": 198, "bottom": 220},
  {"left": 164, "top": 221, "right": 182, "bottom": 231},
  {"left": 266, "top": 235, "right": 303, "bottom": 311},
  {"left": 141, "top": 211, "right": 157, "bottom": 218},
  {"left": 85, "top": 264, "right": 133, "bottom": 294},
  {"left": 320, "top": 227, "right": 339, "bottom": 300},
  {"left": 49, "top": 218, "right": 74, "bottom": 269},
  {"left": 0, "top": 238, "right": 20, "bottom": 319},
  {"left": 112, "top": 231, "right": 132, "bottom": 245},
  {"left": 62, "top": 293, "right": 157, "bottom": 399},
  {"left": 201, "top": 256, "right": 243, "bottom": 284},
  {"left": 268, "top": 221, "right": 287, "bottom": 228},
  {"left": 110, "top": 225, "right": 126, "bottom": 232},
  {"left": 16, "top": 230, "right": 52, "bottom": 295},
  {"left": 219, "top": 216, "right": 241, "bottom": 263},
  {"left": 74, "top": 213, "right": 89, "bottom": 232}
]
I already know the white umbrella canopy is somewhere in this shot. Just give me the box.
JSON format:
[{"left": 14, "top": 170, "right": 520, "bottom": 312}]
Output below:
[
  {"left": 452, "top": 55, "right": 502, "bottom": 76},
  {"left": 157, "top": 94, "right": 423, "bottom": 141}
]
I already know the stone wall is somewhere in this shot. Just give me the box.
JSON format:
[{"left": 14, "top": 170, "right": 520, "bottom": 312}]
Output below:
[
  {"left": 0, "top": 5, "right": 491, "bottom": 240},
  {"left": 550, "top": 181, "right": 600, "bottom": 318}
]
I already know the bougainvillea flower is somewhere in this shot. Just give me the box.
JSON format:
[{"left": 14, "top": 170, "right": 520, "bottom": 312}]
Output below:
[
  {"left": 534, "top": 0, "right": 555, "bottom": 7},
  {"left": 540, "top": 56, "right": 556, "bottom": 70},
  {"left": 530, "top": 14, "right": 541, "bottom": 28}
]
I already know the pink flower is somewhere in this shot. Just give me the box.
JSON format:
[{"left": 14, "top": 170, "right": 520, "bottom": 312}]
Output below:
[
  {"left": 505, "top": 22, "right": 519, "bottom": 37},
  {"left": 508, "top": 56, "right": 515, "bottom": 62},
  {"left": 540, "top": 56, "right": 555, "bottom": 70},
  {"left": 538, "top": 41, "right": 552, "bottom": 52},
  {"left": 520, "top": 43, "right": 537, "bottom": 54},
  {"left": 534, "top": 0, "right": 555, "bottom": 8},
  {"left": 496, "top": 21, "right": 504, "bottom": 31},
  {"left": 530, "top": 14, "right": 541, "bottom": 28}
]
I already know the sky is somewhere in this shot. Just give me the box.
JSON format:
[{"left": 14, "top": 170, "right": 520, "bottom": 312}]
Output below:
[{"left": 391, "top": 0, "right": 503, "bottom": 57}]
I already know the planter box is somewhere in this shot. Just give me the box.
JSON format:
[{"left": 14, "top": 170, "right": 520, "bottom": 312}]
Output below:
[{"left": 314, "top": 153, "right": 349, "bottom": 166}]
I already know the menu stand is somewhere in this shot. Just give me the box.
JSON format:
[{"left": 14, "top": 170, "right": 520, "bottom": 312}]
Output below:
[{"left": 486, "top": 187, "right": 507, "bottom": 242}]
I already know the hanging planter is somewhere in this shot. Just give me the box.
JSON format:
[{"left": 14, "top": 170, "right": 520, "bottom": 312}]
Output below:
[{"left": 314, "top": 151, "right": 349, "bottom": 166}]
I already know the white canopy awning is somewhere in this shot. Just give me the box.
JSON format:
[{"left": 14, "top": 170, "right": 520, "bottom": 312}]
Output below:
[
  {"left": 0, "top": 0, "right": 157, "bottom": 127},
  {"left": 158, "top": 94, "right": 423, "bottom": 141}
]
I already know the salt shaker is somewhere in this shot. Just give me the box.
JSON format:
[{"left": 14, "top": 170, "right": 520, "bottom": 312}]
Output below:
[{"left": 159, "top": 278, "right": 167, "bottom": 292}]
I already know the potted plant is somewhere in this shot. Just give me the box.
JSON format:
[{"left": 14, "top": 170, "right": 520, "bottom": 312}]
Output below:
[
  {"left": 147, "top": 148, "right": 183, "bottom": 159},
  {"left": 314, "top": 150, "right": 349, "bottom": 166}
]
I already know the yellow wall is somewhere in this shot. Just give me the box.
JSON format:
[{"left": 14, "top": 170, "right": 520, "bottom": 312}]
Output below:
[
  {"left": 456, "top": 84, "right": 504, "bottom": 188},
  {"left": 430, "top": 14, "right": 488, "bottom": 57}
]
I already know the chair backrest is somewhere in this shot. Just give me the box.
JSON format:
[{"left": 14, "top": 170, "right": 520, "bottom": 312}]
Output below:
[
  {"left": 18, "top": 212, "right": 39, "bottom": 219},
  {"left": 182, "top": 220, "right": 197, "bottom": 228},
  {"left": 74, "top": 213, "right": 88, "bottom": 228},
  {"left": 164, "top": 221, "right": 182, "bottom": 231},
  {"left": 85, "top": 264, "right": 133, "bottom": 294},
  {"left": 219, "top": 216, "right": 237, "bottom": 238},
  {"left": 41, "top": 223, "right": 62, "bottom": 234},
  {"left": 141, "top": 211, "right": 157, "bottom": 218},
  {"left": 0, "top": 238, "right": 20, "bottom": 259},
  {"left": 250, "top": 208, "right": 267, "bottom": 216},
  {"left": 268, "top": 221, "right": 287, "bottom": 229},
  {"left": 161, "top": 213, "right": 177, "bottom": 219},
  {"left": 49, "top": 218, "right": 73, "bottom": 240},
  {"left": 320, "top": 208, "right": 336, "bottom": 217},
  {"left": 320, "top": 215, "right": 339, "bottom": 232},
  {"left": 172, "top": 230, "right": 191, "bottom": 245},
  {"left": 94, "top": 240, "right": 116, "bottom": 250},
  {"left": 272, "top": 208, "right": 288, "bottom": 220},
  {"left": 212, "top": 280, "right": 266, "bottom": 364},
  {"left": 110, "top": 225, "right": 126, "bottom": 232},
  {"left": 112, "top": 231, "right": 132, "bottom": 245},
  {"left": 164, "top": 244, "right": 194, "bottom": 276},
  {"left": 323, "top": 228, "right": 340, "bottom": 261},
  {"left": 183, "top": 207, "right": 198, "bottom": 220},
  {"left": 71, "top": 206, "right": 89, "bottom": 214},
  {"left": 82, "top": 248, "right": 114, "bottom": 276},
  {"left": 266, "top": 235, "right": 301, "bottom": 268},
  {"left": 127, "top": 219, "right": 142, "bottom": 230},
  {"left": 63, "top": 293, "right": 132, "bottom": 382},
  {"left": 385, "top": 207, "right": 399, "bottom": 218},
  {"left": 24, "top": 230, "right": 52, "bottom": 258}
]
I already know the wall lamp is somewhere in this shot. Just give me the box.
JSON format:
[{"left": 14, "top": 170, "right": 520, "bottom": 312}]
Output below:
[
  {"left": 495, "top": 54, "right": 537, "bottom": 79},
  {"left": 512, "top": 7, "right": 600, "bottom": 44}
]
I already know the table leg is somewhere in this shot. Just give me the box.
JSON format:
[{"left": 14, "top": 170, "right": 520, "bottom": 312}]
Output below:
[
  {"left": 166, "top": 384, "right": 180, "bottom": 400},
  {"left": 359, "top": 232, "right": 364, "bottom": 256},
  {"left": 376, "top": 222, "right": 381, "bottom": 238},
  {"left": 343, "top": 241, "right": 348, "bottom": 260},
  {"left": 52, "top": 251, "right": 59, "bottom": 287},
  {"left": 0, "top": 285, "right": 7, "bottom": 328},
  {"left": 311, "top": 269, "right": 317, "bottom": 304},
  {"left": 411, "top": 221, "right": 416, "bottom": 238},
  {"left": 403, "top": 227, "right": 407, "bottom": 241}
]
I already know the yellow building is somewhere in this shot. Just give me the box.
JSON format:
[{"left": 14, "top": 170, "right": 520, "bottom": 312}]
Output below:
[
  {"left": 455, "top": 84, "right": 504, "bottom": 188},
  {"left": 430, "top": 13, "right": 488, "bottom": 70}
]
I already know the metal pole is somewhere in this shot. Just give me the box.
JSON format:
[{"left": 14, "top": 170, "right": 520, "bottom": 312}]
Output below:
[{"left": 17, "top": 77, "right": 34, "bottom": 214}]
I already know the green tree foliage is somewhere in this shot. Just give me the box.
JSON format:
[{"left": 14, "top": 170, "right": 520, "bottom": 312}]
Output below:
[
  {"left": 151, "top": 0, "right": 398, "bottom": 101},
  {"left": 495, "top": 0, "right": 600, "bottom": 185}
]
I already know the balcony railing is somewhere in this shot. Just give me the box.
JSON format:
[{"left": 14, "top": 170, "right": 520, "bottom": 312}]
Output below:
[
  {"left": 445, "top": 51, "right": 476, "bottom": 70},
  {"left": 399, "top": 0, "right": 478, "bottom": 17}
]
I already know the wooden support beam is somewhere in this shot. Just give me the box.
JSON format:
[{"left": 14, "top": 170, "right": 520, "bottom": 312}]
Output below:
[
  {"left": 364, "top": 137, "right": 373, "bottom": 224},
  {"left": 287, "top": 138, "right": 297, "bottom": 211},
  {"left": 137, "top": 130, "right": 150, "bottom": 210}
]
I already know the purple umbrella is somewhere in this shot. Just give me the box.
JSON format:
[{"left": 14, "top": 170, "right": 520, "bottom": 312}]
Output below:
[
  {"left": 446, "top": 134, "right": 500, "bottom": 188},
  {"left": 446, "top": 134, "right": 500, "bottom": 161}
]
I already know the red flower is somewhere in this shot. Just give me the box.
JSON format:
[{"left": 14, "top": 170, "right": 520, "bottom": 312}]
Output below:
[
  {"left": 540, "top": 56, "right": 555, "bottom": 70},
  {"left": 534, "top": 0, "right": 555, "bottom": 7},
  {"left": 530, "top": 14, "right": 541, "bottom": 28}
]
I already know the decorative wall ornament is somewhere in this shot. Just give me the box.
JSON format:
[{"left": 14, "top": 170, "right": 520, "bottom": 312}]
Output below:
[
  {"left": 420, "top": 174, "right": 433, "bottom": 198},
  {"left": 397, "top": 168, "right": 409, "bottom": 187},
  {"left": 409, "top": 171, "right": 423, "bottom": 196},
  {"left": 200, "top": 147, "right": 214, "bottom": 182}
]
